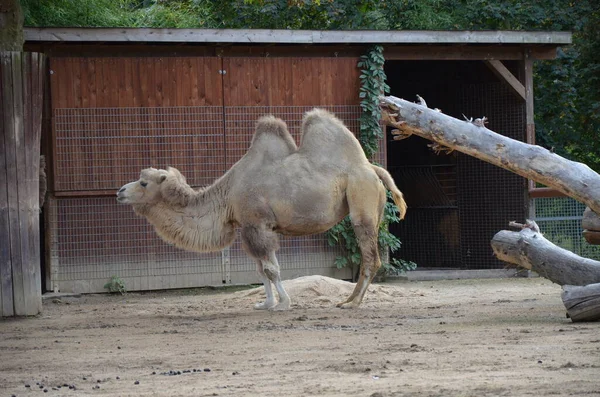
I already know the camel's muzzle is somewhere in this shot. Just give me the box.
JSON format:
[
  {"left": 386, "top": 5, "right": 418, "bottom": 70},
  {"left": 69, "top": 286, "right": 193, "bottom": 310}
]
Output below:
[{"left": 116, "top": 187, "right": 128, "bottom": 203}]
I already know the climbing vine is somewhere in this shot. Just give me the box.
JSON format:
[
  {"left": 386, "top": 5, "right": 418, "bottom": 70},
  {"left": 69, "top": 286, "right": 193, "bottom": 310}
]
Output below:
[{"left": 326, "top": 45, "right": 416, "bottom": 278}]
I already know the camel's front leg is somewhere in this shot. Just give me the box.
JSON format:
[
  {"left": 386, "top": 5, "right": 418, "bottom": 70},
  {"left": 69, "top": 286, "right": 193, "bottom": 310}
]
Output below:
[
  {"left": 262, "top": 252, "right": 291, "bottom": 311},
  {"left": 254, "top": 260, "right": 276, "bottom": 310}
]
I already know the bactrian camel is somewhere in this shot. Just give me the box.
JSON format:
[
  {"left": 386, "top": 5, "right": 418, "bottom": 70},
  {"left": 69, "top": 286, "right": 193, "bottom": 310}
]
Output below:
[{"left": 117, "top": 109, "right": 407, "bottom": 310}]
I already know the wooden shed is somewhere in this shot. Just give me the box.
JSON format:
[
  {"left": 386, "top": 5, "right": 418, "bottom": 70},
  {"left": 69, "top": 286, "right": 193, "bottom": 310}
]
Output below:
[{"left": 23, "top": 28, "right": 571, "bottom": 294}]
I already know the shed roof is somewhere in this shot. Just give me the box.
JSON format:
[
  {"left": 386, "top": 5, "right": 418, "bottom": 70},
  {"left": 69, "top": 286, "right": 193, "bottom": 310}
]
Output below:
[{"left": 25, "top": 28, "right": 571, "bottom": 45}]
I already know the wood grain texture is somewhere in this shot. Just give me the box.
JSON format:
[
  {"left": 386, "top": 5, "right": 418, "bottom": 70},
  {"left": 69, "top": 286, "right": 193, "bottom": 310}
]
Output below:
[
  {"left": 0, "top": 51, "right": 44, "bottom": 316},
  {"left": 562, "top": 283, "right": 600, "bottom": 322},
  {"left": 50, "top": 57, "right": 225, "bottom": 191}
]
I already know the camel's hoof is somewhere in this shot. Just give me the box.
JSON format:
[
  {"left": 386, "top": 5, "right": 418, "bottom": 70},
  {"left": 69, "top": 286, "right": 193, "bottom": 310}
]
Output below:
[
  {"left": 269, "top": 301, "right": 291, "bottom": 311},
  {"left": 335, "top": 300, "right": 350, "bottom": 308},
  {"left": 254, "top": 301, "right": 276, "bottom": 310},
  {"left": 337, "top": 301, "right": 360, "bottom": 309}
]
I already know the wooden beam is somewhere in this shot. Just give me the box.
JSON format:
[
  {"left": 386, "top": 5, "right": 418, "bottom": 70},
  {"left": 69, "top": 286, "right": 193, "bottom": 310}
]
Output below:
[
  {"left": 384, "top": 45, "right": 557, "bottom": 61},
  {"left": 24, "top": 42, "right": 560, "bottom": 61},
  {"left": 484, "top": 60, "right": 526, "bottom": 100},
  {"left": 528, "top": 187, "right": 566, "bottom": 198},
  {"left": 24, "top": 28, "right": 573, "bottom": 46}
]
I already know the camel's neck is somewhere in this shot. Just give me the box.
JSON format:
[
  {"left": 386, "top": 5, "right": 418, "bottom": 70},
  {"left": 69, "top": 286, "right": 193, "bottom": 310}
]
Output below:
[{"left": 133, "top": 174, "right": 235, "bottom": 253}]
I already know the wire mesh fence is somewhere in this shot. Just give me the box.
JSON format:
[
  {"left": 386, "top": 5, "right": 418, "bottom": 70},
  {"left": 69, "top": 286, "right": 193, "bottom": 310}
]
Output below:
[
  {"left": 49, "top": 105, "right": 364, "bottom": 293},
  {"left": 388, "top": 80, "right": 527, "bottom": 269},
  {"left": 531, "top": 197, "right": 600, "bottom": 260}
]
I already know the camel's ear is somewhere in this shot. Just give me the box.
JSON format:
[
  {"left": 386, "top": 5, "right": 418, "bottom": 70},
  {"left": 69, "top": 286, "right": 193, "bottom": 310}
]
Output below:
[{"left": 157, "top": 170, "right": 169, "bottom": 184}]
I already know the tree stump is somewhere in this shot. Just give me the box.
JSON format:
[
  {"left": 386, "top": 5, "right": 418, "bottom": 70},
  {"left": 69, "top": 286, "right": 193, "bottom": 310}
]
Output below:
[
  {"left": 562, "top": 283, "right": 600, "bottom": 322},
  {"left": 582, "top": 207, "right": 600, "bottom": 245}
]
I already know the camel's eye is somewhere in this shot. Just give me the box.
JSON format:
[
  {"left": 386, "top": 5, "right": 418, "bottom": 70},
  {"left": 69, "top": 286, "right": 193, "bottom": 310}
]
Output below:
[{"left": 140, "top": 181, "right": 148, "bottom": 187}]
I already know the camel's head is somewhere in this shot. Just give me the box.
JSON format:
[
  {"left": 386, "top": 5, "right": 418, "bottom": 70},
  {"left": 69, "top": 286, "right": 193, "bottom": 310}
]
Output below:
[{"left": 116, "top": 167, "right": 184, "bottom": 205}]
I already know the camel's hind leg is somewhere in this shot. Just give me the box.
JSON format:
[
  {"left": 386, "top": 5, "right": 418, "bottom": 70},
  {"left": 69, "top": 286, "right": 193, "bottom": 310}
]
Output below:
[{"left": 337, "top": 173, "right": 386, "bottom": 309}]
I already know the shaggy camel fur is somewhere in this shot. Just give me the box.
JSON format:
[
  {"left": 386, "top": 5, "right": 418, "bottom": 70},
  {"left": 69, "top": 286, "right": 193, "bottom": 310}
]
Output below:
[{"left": 117, "top": 109, "right": 406, "bottom": 310}]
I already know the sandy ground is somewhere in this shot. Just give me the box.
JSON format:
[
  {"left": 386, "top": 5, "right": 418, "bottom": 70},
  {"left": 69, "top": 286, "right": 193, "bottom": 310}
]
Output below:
[{"left": 1, "top": 276, "right": 599, "bottom": 397}]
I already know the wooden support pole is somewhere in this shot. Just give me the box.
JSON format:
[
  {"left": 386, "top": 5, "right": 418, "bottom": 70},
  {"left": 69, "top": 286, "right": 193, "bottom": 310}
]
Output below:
[
  {"left": 0, "top": 51, "right": 45, "bottom": 316},
  {"left": 484, "top": 60, "right": 526, "bottom": 100}
]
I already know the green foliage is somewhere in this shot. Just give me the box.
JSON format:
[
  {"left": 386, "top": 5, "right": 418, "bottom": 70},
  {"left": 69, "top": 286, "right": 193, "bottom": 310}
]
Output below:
[
  {"left": 358, "top": 45, "right": 388, "bottom": 159},
  {"left": 21, "top": 0, "right": 216, "bottom": 28},
  {"left": 104, "top": 275, "right": 127, "bottom": 294},
  {"left": 326, "top": 45, "right": 415, "bottom": 276},
  {"left": 327, "top": 192, "right": 417, "bottom": 275}
]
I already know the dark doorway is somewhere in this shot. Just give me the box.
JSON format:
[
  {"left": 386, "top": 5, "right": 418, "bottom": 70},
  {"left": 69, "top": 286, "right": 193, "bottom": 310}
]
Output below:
[{"left": 385, "top": 61, "right": 527, "bottom": 269}]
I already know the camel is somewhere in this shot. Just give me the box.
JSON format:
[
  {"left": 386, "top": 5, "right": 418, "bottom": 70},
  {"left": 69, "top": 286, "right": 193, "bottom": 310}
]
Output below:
[{"left": 116, "top": 109, "right": 407, "bottom": 310}]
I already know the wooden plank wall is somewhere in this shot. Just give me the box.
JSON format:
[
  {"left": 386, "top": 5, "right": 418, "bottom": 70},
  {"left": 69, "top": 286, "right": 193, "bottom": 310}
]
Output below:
[
  {"left": 0, "top": 52, "right": 45, "bottom": 316},
  {"left": 49, "top": 57, "right": 224, "bottom": 192},
  {"left": 47, "top": 55, "right": 362, "bottom": 292},
  {"left": 223, "top": 57, "right": 360, "bottom": 168}
]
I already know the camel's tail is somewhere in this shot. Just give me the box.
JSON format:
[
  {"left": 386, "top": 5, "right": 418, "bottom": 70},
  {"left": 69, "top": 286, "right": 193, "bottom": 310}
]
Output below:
[{"left": 372, "top": 165, "right": 407, "bottom": 220}]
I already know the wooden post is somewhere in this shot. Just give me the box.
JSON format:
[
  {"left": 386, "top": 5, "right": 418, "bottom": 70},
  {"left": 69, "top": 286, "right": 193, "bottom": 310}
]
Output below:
[{"left": 0, "top": 51, "right": 45, "bottom": 316}]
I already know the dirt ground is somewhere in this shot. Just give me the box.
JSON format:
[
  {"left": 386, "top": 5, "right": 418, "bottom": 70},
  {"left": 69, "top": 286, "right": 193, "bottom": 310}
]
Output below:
[{"left": 1, "top": 276, "right": 599, "bottom": 397}]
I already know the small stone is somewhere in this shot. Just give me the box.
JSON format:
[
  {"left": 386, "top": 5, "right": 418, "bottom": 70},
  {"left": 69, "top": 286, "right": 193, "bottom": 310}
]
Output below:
[
  {"left": 44, "top": 389, "right": 48, "bottom": 393},
  {"left": 134, "top": 381, "right": 140, "bottom": 385},
  {"left": 25, "top": 384, "right": 30, "bottom": 388},
  {"left": 204, "top": 368, "right": 211, "bottom": 372},
  {"left": 117, "top": 346, "right": 121, "bottom": 349},
  {"left": 232, "top": 371, "right": 240, "bottom": 375},
  {"left": 116, "top": 376, "right": 120, "bottom": 380},
  {"left": 151, "top": 371, "right": 156, "bottom": 375},
  {"left": 82, "top": 377, "right": 87, "bottom": 381},
  {"left": 538, "top": 360, "right": 543, "bottom": 364},
  {"left": 97, "top": 380, "right": 101, "bottom": 383}
]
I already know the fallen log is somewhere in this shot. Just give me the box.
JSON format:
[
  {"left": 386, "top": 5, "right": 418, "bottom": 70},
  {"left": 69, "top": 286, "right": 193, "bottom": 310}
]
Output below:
[
  {"left": 562, "top": 283, "right": 600, "bottom": 322},
  {"left": 582, "top": 207, "right": 600, "bottom": 230},
  {"left": 492, "top": 221, "right": 600, "bottom": 322},
  {"left": 491, "top": 221, "right": 600, "bottom": 286},
  {"left": 582, "top": 207, "right": 600, "bottom": 245},
  {"left": 380, "top": 95, "right": 600, "bottom": 216}
]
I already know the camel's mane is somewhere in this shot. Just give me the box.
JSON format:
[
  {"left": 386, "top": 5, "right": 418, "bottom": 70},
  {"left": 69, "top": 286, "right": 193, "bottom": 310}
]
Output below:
[{"left": 133, "top": 169, "right": 235, "bottom": 253}]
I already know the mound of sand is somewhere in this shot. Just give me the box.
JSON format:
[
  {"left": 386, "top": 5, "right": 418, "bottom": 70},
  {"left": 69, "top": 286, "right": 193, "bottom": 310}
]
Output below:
[{"left": 235, "top": 275, "right": 404, "bottom": 308}]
